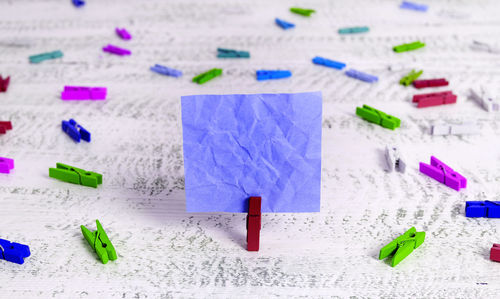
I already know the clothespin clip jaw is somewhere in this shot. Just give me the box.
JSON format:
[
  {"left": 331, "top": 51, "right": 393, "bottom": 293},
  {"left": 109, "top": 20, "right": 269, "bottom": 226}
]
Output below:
[
  {"left": 312, "top": 56, "right": 346, "bottom": 70},
  {"left": 356, "top": 105, "right": 400, "bottom": 130},
  {"left": 0, "top": 157, "right": 14, "bottom": 174},
  {"left": 49, "top": 163, "right": 102, "bottom": 188},
  {"left": 72, "top": 0, "right": 85, "bottom": 7},
  {"left": 465, "top": 201, "right": 500, "bottom": 218},
  {"left": 0, "top": 121, "right": 12, "bottom": 134},
  {"left": 192, "top": 68, "right": 223, "bottom": 84},
  {"left": 81, "top": 220, "right": 117, "bottom": 264},
  {"left": 0, "top": 75, "right": 10, "bottom": 92},
  {"left": 393, "top": 41, "right": 425, "bottom": 53},
  {"left": 256, "top": 70, "right": 292, "bottom": 81},
  {"left": 379, "top": 227, "right": 425, "bottom": 267},
  {"left": 150, "top": 64, "right": 183, "bottom": 77},
  {"left": 384, "top": 146, "right": 406, "bottom": 173},
  {"left": 419, "top": 156, "right": 466, "bottom": 191},
  {"left": 275, "top": 18, "right": 295, "bottom": 30},
  {"left": 491, "top": 244, "right": 500, "bottom": 262},
  {"left": 0, "top": 239, "right": 30, "bottom": 265},
  {"left": 399, "top": 69, "right": 423, "bottom": 86},
  {"left": 115, "top": 28, "right": 132, "bottom": 40},
  {"left": 217, "top": 48, "right": 250, "bottom": 58},
  {"left": 62, "top": 119, "right": 91, "bottom": 142},
  {"left": 247, "top": 196, "right": 262, "bottom": 251},
  {"left": 290, "top": 7, "right": 315, "bottom": 17}
]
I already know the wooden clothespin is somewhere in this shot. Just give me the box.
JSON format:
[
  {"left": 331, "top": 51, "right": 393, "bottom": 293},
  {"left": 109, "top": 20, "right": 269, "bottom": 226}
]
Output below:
[
  {"left": 49, "top": 163, "right": 102, "bottom": 188},
  {"left": 81, "top": 220, "right": 117, "bottom": 264},
  {"left": 379, "top": 227, "right": 425, "bottom": 267},
  {"left": 247, "top": 196, "right": 261, "bottom": 251}
]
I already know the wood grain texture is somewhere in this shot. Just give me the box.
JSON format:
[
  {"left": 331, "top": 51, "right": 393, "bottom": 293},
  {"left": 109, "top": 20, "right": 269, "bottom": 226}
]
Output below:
[{"left": 1, "top": 0, "right": 500, "bottom": 297}]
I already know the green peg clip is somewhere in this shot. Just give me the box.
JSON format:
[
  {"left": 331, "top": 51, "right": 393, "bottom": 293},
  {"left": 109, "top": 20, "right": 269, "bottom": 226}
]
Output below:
[
  {"left": 355, "top": 105, "right": 400, "bottom": 130},
  {"left": 49, "top": 162, "right": 102, "bottom": 188},
  {"left": 393, "top": 41, "right": 425, "bottom": 53},
  {"left": 29, "top": 50, "right": 63, "bottom": 64},
  {"left": 379, "top": 227, "right": 425, "bottom": 267},
  {"left": 400, "top": 69, "right": 423, "bottom": 86},
  {"left": 81, "top": 220, "right": 117, "bottom": 264},
  {"left": 192, "top": 68, "right": 222, "bottom": 84},
  {"left": 290, "top": 7, "right": 316, "bottom": 17}
]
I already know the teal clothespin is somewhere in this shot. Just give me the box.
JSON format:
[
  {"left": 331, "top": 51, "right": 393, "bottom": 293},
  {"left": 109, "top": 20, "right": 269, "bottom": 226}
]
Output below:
[
  {"left": 290, "top": 7, "right": 316, "bottom": 17},
  {"left": 192, "top": 68, "right": 222, "bottom": 84},
  {"left": 49, "top": 163, "right": 102, "bottom": 188},
  {"left": 356, "top": 105, "right": 400, "bottom": 130},
  {"left": 400, "top": 69, "right": 423, "bottom": 86},
  {"left": 393, "top": 41, "right": 425, "bottom": 53},
  {"left": 29, "top": 50, "right": 63, "bottom": 64},
  {"left": 217, "top": 48, "right": 250, "bottom": 58},
  {"left": 81, "top": 220, "right": 117, "bottom": 264},
  {"left": 379, "top": 227, "right": 425, "bottom": 267},
  {"left": 338, "top": 26, "right": 369, "bottom": 34}
]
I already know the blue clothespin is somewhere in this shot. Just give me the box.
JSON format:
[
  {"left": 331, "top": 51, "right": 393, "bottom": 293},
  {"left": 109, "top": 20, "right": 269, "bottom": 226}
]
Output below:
[
  {"left": 275, "top": 18, "right": 295, "bottom": 30},
  {"left": 62, "top": 119, "right": 91, "bottom": 143},
  {"left": 400, "top": 1, "right": 428, "bottom": 12},
  {"left": 150, "top": 64, "right": 183, "bottom": 78},
  {"left": 256, "top": 70, "right": 292, "bottom": 81},
  {"left": 0, "top": 239, "right": 30, "bottom": 265},
  {"left": 312, "top": 56, "right": 346, "bottom": 70},
  {"left": 345, "top": 69, "right": 378, "bottom": 83},
  {"left": 466, "top": 201, "right": 500, "bottom": 218},
  {"left": 72, "top": 0, "right": 85, "bottom": 7}
]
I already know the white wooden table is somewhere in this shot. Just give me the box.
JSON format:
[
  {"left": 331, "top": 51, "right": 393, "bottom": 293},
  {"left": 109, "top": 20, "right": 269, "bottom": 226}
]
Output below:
[{"left": 1, "top": 0, "right": 500, "bottom": 297}]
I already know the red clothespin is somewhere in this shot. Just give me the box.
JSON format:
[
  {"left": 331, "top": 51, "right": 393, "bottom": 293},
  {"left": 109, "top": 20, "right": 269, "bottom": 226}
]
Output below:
[
  {"left": 0, "top": 75, "right": 10, "bottom": 92},
  {"left": 247, "top": 196, "right": 261, "bottom": 251},
  {"left": 491, "top": 244, "right": 500, "bottom": 262},
  {"left": 412, "top": 91, "right": 457, "bottom": 108},
  {"left": 0, "top": 121, "right": 12, "bottom": 134},
  {"left": 413, "top": 78, "right": 449, "bottom": 89}
]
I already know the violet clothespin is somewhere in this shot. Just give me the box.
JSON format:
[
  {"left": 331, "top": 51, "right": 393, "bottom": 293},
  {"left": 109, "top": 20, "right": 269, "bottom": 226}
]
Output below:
[
  {"left": 61, "top": 86, "right": 107, "bottom": 100},
  {"left": 102, "top": 44, "right": 131, "bottom": 56},
  {"left": 0, "top": 157, "right": 14, "bottom": 174},
  {"left": 115, "top": 28, "right": 131, "bottom": 40},
  {"left": 419, "top": 156, "right": 466, "bottom": 191}
]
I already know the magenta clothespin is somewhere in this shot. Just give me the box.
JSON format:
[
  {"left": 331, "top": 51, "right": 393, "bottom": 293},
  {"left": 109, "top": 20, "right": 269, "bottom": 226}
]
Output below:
[
  {"left": 419, "top": 156, "right": 466, "bottom": 191},
  {"left": 61, "top": 86, "right": 107, "bottom": 100},
  {"left": 0, "top": 157, "right": 14, "bottom": 174},
  {"left": 115, "top": 28, "right": 131, "bottom": 40},
  {"left": 102, "top": 44, "right": 131, "bottom": 56}
]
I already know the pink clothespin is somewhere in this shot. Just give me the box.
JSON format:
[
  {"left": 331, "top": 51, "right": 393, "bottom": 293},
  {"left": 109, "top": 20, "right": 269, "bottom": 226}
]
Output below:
[
  {"left": 413, "top": 78, "right": 449, "bottom": 89},
  {"left": 491, "top": 244, "right": 500, "bottom": 262},
  {"left": 102, "top": 44, "right": 131, "bottom": 56},
  {"left": 0, "top": 75, "right": 10, "bottom": 92},
  {"left": 412, "top": 91, "right": 457, "bottom": 108},
  {"left": 115, "top": 28, "right": 131, "bottom": 40},
  {"left": 419, "top": 156, "right": 466, "bottom": 191},
  {"left": 0, "top": 157, "right": 14, "bottom": 174},
  {"left": 61, "top": 86, "right": 107, "bottom": 100}
]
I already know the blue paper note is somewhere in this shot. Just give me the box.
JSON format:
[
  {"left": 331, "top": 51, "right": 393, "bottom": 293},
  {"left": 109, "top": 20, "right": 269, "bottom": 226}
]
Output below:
[{"left": 181, "top": 92, "right": 322, "bottom": 213}]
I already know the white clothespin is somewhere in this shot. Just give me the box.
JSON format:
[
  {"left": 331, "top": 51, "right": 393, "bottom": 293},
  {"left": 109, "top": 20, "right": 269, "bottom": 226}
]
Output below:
[
  {"left": 469, "top": 87, "right": 499, "bottom": 112},
  {"left": 431, "top": 122, "right": 479, "bottom": 136},
  {"left": 384, "top": 146, "right": 406, "bottom": 173}
]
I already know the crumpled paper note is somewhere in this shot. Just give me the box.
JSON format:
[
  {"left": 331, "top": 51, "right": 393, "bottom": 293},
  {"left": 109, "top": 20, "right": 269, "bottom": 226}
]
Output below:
[{"left": 181, "top": 92, "right": 322, "bottom": 213}]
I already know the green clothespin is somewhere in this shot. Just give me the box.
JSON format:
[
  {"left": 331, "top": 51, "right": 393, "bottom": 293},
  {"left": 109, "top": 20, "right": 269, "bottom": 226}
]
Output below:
[
  {"left": 338, "top": 26, "right": 370, "bottom": 34},
  {"left": 400, "top": 69, "right": 423, "bottom": 86},
  {"left": 355, "top": 105, "right": 401, "bottom": 130},
  {"left": 49, "top": 163, "right": 102, "bottom": 188},
  {"left": 379, "top": 227, "right": 425, "bottom": 267},
  {"left": 290, "top": 7, "right": 316, "bottom": 17},
  {"left": 81, "top": 220, "right": 117, "bottom": 264},
  {"left": 29, "top": 50, "right": 63, "bottom": 64},
  {"left": 393, "top": 41, "right": 425, "bottom": 53},
  {"left": 192, "top": 68, "right": 222, "bottom": 84}
]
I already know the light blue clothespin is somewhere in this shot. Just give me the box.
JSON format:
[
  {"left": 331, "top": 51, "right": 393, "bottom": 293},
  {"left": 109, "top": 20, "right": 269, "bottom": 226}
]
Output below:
[
  {"left": 150, "top": 64, "right": 182, "bottom": 77},
  {"left": 29, "top": 50, "right": 63, "bottom": 64},
  {"left": 275, "top": 18, "right": 295, "bottom": 30},
  {"left": 400, "top": 1, "right": 428, "bottom": 12},
  {"left": 338, "top": 26, "right": 369, "bottom": 34},
  {"left": 345, "top": 69, "right": 378, "bottom": 83},
  {"left": 256, "top": 70, "right": 292, "bottom": 81},
  {"left": 312, "top": 56, "right": 346, "bottom": 70},
  {"left": 217, "top": 48, "right": 250, "bottom": 58}
]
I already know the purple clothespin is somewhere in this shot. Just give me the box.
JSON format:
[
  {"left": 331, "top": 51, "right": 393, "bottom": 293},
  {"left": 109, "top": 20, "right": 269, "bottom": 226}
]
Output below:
[
  {"left": 0, "top": 157, "right": 14, "bottom": 174},
  {"left": 102, "top": 44, "right": 131, "bottom": 56},
  {"left": 419, "top": 156, "right": 467, "bottom": 191},
  {"left": 115, "top": 28, "right": 132, "bottom": 40},
  {"left": 61, "top": 86, "right": 107, "bottom": 100}
]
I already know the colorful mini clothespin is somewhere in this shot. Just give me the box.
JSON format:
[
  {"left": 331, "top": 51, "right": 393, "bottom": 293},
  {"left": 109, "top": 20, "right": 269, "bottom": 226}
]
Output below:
[
  {"left": 413, "top": 78, "right": 448, "bottom": 89},
  {"left": 192, "top": 68, "right": 222, "bottom": 84},
  {"left": 431, "top": 122, "right": 479, "bottom": 136},
  {"left": 29, "top": 50, "right": 63, "bottom": 64},
  {"left": 312, "top": 56, "right": 346, "bottom": 70},
  {"left": 115, "top": 28, "right": 131, "bottom": 40},
  {"left": 62, "top": 119, "right": 91, "bottom": 142},
  {"left": 61, "top": 86, "right": 107, "bottom": 100},
  {"left": 356, "top": 105, "right": 400, "bottom": 130},
  {"left": 72, "top": 0, "right": 85, "bottom": 7},
  {"left": 419, "top": 156, "right": 466, "bottom": 191},
  {"left": 393, "top": 41, "right": 425, "bottom": 53},
  {"left": 412, "top": 91, "right": 456, "bottom": 108},
  {"left": 290, "top": 7, "right": 315, "bottom": 17},
  {"left": 0, "top": 239, "right": 30, "bottom": 265},
  {"left": 247, "top": 197, "right": 261, "bottom": 251},
  {"left": 400, "top": 1, "right": 428, "bottom": 12},
  {"left": 0, "top": 157, "right": 14, "bottom": 174},
  {"left": 491, "top": 244, "right": 500, "bottom": 262},
  {"left": 150, "top": 64, "right": 183, "bottom": 77},
  {"left": 0, "top": 121, "right": 12, "bottom": 135},
  {"left": 400, "top": 69, "right": 423, "bottom": 86},
  {"left": 338, "top": 26, "right": 369, "bottom": 34},
  {"left": 102, "top": 44, "right": 131, "bottom": 56},
  {"left": 469, "top": 87, "right": 499, "bottom": 112},
  {"left": 0, "top": 75, "right": 10, "bottom": 92},
  {"left": 385, "top": 146, "right": 406, "bottom": 173},
  {"left": 379, "top": 227, "right": 425, "bottom": 267},
  {"left": 256, "top": 70, "right": 292, "bottom": 81},
  {"left": 275, "top": 18, "right": 295, "bottom": 30},
  {"left": 345, "top": 69, "right": 378, "bottom": 83},
  {"left": 217, "top": 48, "right": 250, "bottom": 58},
  {"left": 49, "top": 163, "right": 102, "bottom": 188},
  {"left": 465, "top": 201, "right": 500, "bottom": 218},
  {"left": 81, "top": 220, "right": 117, "bottom": 264}
]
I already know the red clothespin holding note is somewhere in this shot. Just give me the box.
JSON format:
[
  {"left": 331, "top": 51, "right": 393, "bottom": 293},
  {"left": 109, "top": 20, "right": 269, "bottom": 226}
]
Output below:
[
  {"left": 0, "top": 75, "right": 10, "bottom": 92},
  {"left": 247, "top": 196, "right": 261, "bottom": 251}
]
